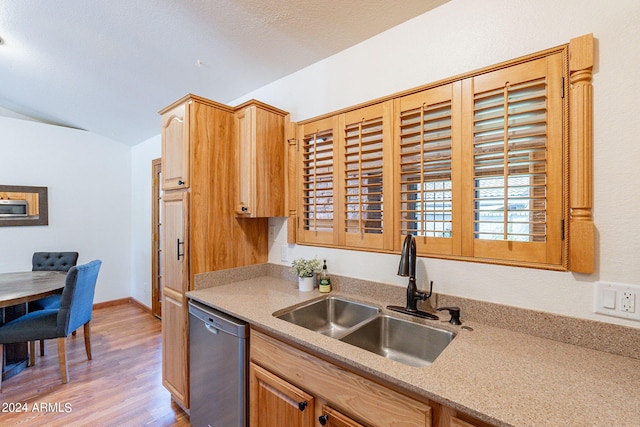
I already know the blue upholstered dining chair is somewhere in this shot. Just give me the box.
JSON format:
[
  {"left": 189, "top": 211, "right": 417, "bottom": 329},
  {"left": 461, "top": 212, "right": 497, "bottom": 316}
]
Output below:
[
  {"left": 0, "top": 260, "right": 102, "bottom": 390},
  {"left": 30, "top": 252, "right": 79, "bottom": 311}
]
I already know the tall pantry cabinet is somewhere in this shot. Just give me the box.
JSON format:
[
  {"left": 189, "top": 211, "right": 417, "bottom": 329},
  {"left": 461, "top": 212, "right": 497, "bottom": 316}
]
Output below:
[{"left": 160, "top": 94, "right": 285, "bottom": 409}]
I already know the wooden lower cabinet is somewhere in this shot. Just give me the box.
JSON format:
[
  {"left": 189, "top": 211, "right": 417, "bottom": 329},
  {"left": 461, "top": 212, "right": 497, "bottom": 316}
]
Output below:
[
  {"left": 249, "top": 329, "right": 495, "bottom": 427},
  {"left": 450, "top": 417, "right": 478, "bottom": 427},
  {"left": 250, "top": 362, "right": 314, "bottom": 427},
  {"left": 161, "top": 289, "right": 188, "bottom": 406},
  {"left": 319, "top": 405, "right": 366, "bottom": 427},
  {"left": 250, "top": 329, "right": 432, "bottom": 427}
]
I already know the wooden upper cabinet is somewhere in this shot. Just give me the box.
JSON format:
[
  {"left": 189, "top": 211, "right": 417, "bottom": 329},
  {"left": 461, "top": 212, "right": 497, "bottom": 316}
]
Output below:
[
  {"left": 161, "top": 101, "right": 190, "bottom": 190},
  {"left": 235, "top": 101, "right": 287, "bottom": 218}
]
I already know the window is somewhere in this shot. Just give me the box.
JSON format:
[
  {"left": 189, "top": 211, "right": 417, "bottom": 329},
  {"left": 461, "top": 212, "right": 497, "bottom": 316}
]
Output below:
[{"left": 294, "top": 35, "right": 594, "bottom": 272}]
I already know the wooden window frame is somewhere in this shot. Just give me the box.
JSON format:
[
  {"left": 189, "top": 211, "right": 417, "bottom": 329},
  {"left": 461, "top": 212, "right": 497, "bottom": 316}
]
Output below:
[{"left": 293, "top": 34, "right": 594, "bottom": 273}]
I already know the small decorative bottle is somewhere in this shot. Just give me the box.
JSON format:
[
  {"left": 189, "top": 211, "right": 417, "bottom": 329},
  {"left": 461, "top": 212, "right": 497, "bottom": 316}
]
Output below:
[{"left": 319, "top": 260, "right": 331, "bottom": 293}]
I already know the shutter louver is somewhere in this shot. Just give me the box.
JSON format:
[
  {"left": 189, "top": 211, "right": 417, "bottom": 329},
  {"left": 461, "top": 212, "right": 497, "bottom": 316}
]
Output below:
[
  {"left": 473, "top": 77, "right": 548, "bottom": 242},
  {"left": 399, "top": 100, "right": 453, "bottom": 239},
  {"left": 302, "top": 129, "right": 334, "bottom": 234},
  {"left": 344, "top": 116, "right": 384, "bottom": 236}
]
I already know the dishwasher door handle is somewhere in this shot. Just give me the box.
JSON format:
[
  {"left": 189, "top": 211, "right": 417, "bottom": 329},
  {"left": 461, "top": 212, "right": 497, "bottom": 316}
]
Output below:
[{"left": 205, "top": 323, "right": 220, "bottom": 334}]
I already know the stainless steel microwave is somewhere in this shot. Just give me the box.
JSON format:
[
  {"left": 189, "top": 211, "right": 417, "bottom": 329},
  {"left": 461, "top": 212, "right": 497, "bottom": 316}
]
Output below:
[{"left": 0, "top": 199, "right": 28, "bottom": 217}]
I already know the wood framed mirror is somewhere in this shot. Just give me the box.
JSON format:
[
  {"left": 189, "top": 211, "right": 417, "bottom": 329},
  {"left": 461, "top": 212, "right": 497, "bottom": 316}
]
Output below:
[{"left": 0, "top": 185, "right": 48, "bottom": 227}]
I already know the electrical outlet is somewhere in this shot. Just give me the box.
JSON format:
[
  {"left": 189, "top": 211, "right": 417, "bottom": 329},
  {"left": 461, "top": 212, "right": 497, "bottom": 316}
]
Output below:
[
  {"left": 268, "top": 225, "right": 275, "bottom": 242},
  {"left": 594, "top": 282, "right": 640, "bottom": 321},
  {"left": 622, "top": 292, "right": 635, "bottom": 313},
  {"left": 280, "top": 244, "right": 288, "bottom": 262}
]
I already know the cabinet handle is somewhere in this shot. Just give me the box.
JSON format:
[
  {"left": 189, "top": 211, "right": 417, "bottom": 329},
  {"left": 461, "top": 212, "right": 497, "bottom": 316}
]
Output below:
[
  {"left": 318, "top": 414, "right": 329, "bottom": 425},
  {"left": 297, "top": 400, "right": 308, "bottom": 411},
  {"left": 241, "top": 206, "right": 248, "bottom": 212},
  {"left": 178, "top": 180, "right": 185, "bottom": 186},
  {"left": 177, "top": 238, "right": 185, "bottom": 260}
]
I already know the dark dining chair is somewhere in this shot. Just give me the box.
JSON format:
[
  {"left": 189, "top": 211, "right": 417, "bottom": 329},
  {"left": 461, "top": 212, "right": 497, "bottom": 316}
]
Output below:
[
  {"left": 0, "top": 259, "right": 102, "bottom": 391},
  {"left": 30, "top": 252, "right": 80, "bottom": 356},
  {"left": 30, "top": 252, "right": 79, "bottom": 311}
]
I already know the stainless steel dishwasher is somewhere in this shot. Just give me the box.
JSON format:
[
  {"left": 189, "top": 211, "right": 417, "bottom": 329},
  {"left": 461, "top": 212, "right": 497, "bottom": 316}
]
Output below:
[{"left": 189, "top": 300, "right": 249, "bottom": 427}]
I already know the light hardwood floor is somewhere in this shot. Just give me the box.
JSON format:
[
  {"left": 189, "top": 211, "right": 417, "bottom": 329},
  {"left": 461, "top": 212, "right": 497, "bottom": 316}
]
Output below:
[{"left": 0, "top": 301, "right": 190, "bottom": 426}]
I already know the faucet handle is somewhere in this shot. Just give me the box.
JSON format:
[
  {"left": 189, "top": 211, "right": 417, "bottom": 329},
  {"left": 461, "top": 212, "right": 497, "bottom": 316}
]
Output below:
[{"left": 436, "top": 306, "right": 462, "bottom": 325}]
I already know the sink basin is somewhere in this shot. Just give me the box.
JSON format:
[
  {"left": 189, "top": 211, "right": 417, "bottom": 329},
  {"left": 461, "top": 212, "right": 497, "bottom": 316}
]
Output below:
[
  {"left": 275, "top": 297, "right": 380, "bottom": 338},
  {"left": 275, "top": 297, "right": 455, "bottom": 367},
  {"left": 339, "top": 315, "right": 455, "bottom": 367}
]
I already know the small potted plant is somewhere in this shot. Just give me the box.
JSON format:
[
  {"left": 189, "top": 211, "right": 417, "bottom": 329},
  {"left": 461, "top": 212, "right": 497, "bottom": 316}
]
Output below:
[{"left": 289, "top": 257, "right": 322, "bottom": 292}]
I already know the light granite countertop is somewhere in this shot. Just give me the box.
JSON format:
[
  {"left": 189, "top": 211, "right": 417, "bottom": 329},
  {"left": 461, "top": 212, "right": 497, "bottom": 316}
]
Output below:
[{"left": 187, "top": 276, "right": 640, "bottom": 427}]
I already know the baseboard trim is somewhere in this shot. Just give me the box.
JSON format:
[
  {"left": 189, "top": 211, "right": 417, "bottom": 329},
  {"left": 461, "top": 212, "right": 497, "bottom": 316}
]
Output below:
[
  {"left": 129, "top": 297, "right": 152, "bottom": 314},
  {"left": 94, "top": 297, "right": 152, "bottom": 314}
]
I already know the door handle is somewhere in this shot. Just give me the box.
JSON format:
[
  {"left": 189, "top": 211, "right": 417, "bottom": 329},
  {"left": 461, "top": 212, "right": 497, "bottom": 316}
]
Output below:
[
  {"left": 205, "top": 324, "right": 220, "bottom": 334},
  {"left": 177, "top": 238, "right": 185, "bottom": 260}
]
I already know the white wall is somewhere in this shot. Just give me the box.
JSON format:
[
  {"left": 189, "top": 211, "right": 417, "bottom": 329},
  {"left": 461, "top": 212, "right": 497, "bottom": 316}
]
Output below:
[
  {"left": 233, "top": 0, "right": 640, "bottom": 327},
  {"left": 130, "top": 135, "right": 161, "bottom": 306},
  {"left": 0, "top": 116, "right": 132, "bottom": 303}
]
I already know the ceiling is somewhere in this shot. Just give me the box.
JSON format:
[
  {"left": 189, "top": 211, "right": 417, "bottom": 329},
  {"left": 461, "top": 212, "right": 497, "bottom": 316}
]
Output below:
[{"left": 0, "top": 0, "right": 448, "bottom": 145}]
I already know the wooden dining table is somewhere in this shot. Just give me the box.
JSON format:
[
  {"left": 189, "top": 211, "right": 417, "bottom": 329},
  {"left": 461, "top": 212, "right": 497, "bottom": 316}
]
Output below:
[
  {"left": 0, "top": 270, "right": 67, "bottom": 308},
  {"left": 0, "top": 270, "right": 67, "bottom": 379}
]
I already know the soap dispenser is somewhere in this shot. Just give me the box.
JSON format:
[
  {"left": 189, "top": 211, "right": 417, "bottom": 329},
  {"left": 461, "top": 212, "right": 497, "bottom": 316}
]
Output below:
[{"left": 319, "top": 260, "right": 331, "bottom": 293}]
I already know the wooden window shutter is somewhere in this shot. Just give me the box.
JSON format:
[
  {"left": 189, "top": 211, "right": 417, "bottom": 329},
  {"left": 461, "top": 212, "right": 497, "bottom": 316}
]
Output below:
[
  {"left": 339, "top": 102, "right": 394, "bottom": 250},
  {"left": 297, "top": 117, "right": 339, "bottom": 245},
  {"left": 395, "top": 83, "right": 460, "bottom": 256},
  {"left": 465, "top": 53, "right": 564, "bottom": 265}
]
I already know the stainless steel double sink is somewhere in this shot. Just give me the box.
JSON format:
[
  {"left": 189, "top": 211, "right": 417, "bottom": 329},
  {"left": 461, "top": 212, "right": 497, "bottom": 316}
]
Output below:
[{"left": 274, "top": 296, "right": 455, "bottom": 367}]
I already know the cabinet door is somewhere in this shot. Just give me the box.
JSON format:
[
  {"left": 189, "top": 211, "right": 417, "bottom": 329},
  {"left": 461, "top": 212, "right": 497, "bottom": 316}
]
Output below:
[
  {"left": 236, "top": 105, "right": 255, "bottom": 216},
  {"left": 236, "top": 104, "right": 286, "bottom": 217},
  {"left": 250, "top": 362, "right": 314, "bottom": 427},
  {"left": 319, "top": 405, "right": 365, "bottom": 427},
  {"left": 162, "top": 101, "right": 190, "bottom": 190},
  {"left": 162, "top": 191, "right": 189, "bottom": 294},
  {"left": 161, "top": 289, "right": 188, "bottom": 408}
]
